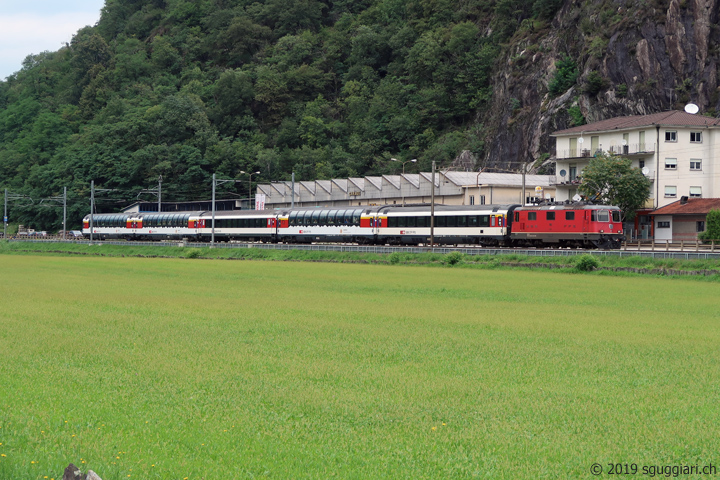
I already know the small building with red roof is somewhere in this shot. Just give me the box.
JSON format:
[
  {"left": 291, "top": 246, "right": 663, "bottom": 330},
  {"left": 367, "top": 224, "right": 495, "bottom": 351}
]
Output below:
[{"left": 649, "top": 197, "right": 720, "bottom": 242}]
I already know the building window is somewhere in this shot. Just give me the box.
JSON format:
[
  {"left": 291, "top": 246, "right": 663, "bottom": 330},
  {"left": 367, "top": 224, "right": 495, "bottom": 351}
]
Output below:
[
  {"left": 697, "top": 221, "right": 705, "bottom": 232},
  {"left": 657, "top": 221, "right": 670, "bottom": 228},
  {"left": 665, "top": 131, "right": 677, "bottom": 142},
  {"left": 690, "top": 131, "right": 702, "bottom": 143},
  {"left": 689, "top": 186, "right": 702, "bottom": 197},
  {"left": 639, "top": 160, "right": 645, "bottom": 168},
  {"left": 664, "top": 186, "right": 677, "bottom": 198},
  {"left": 664, "top": 158, "right": 677, "bottom": 169},
  {"left": 469, "top": 195, "right": 475, "bottom": 205},
  {"left": 690, "top": 159, "right": 702, "bottom": 171},
  {"left": 479, "top": 195, "right": 486, "bottom": 205}
]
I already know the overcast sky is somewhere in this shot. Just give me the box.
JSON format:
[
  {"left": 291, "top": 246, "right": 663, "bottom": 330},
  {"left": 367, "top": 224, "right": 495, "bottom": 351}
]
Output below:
[{"left": 0, "top": 0, "right": 105, "bottom": 80}]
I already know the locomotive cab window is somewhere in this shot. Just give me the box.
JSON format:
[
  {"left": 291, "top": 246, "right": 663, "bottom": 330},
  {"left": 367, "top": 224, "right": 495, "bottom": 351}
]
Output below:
[
  {"left": 612, "top": 211, "right": 620, "bottom": 222},
  {"left": 594, "top": 210, "right": 609, "bottom": 222}
]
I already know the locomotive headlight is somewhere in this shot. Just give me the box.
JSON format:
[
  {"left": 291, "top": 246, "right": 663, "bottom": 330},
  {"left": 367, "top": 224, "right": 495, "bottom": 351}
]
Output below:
[{"left": 599, "top": 229, "right": 604, "bottom": 233}]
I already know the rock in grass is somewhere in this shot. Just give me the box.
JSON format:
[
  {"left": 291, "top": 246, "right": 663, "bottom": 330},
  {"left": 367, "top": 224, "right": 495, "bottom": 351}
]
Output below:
[
  {"left": 63, "top": 464, "right": 82, "bottom": 480},
  {"left": 62, "top": 464, "right": 102, "bottom": 480}
]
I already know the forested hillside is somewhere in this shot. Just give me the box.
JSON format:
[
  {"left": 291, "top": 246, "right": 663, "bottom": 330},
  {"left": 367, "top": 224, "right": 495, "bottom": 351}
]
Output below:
[{"left": 1, "top": 0, "right": 717, "bottom": 229}]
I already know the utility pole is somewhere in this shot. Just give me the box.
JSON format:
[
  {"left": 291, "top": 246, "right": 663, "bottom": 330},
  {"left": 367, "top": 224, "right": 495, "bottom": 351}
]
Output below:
[
  {"left": 3, "top": 189, "right": 7, "bottom": 239},
  {"left": 291, "top": 172, "right": 295, "bottom": 208},
  {"left": 158, "top": 175, "right": 162, "bottom": 213},
  {"left": 62, "top": 186, "right": 67, "bottom": 240},
  {"left": 430, "top": 160, "right": 435, "bottom": 250},
  {"left": 211, "top": 173, "right": 216, "bottom": 246},
  {"left": 90, "top": 180, "right": 95, "bottom": 243},
  {"left": 522, "top": 160, "right": 527, "bottom": 206}
]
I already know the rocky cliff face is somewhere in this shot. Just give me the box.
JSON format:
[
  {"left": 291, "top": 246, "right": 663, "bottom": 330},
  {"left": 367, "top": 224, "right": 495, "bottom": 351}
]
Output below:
[{"left": 481, "top": 0, "right": 719, "bottom": 170}]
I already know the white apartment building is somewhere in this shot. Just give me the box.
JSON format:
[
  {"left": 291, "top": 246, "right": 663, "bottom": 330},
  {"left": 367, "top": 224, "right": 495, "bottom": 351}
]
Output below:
[{"left": 551, "top": 111, "right": 720, "bottom": 209}]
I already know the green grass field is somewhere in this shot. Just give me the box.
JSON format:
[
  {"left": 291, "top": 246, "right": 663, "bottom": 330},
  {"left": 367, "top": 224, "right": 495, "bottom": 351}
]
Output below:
[{"left": 1, "top": 254, "right": 719, "bottom": 479}]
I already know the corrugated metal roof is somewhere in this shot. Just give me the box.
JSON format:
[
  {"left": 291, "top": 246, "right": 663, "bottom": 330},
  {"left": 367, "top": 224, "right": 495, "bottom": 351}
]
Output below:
[
  {"left": 444, "top": 171, "right": 553, "bottom": 187},
  {"left": 402, "top": 173, "right": 421, "bottom": 188},
  {"left": 316, "top": 180, "right": 332, "bottom": 195},
  {"left": 348, "top": 178, "right": 365, "bottom": 191},
  {"left": 383, "top": 175, "right": 401, "bottom": 190},
  {"left": 553, "top": 111, "right": 720, "bottom": 136},
  {"left": 332, "top": 179, "right": 348, "bottom": 192},
  {"left": 365, "top": 176, "right": 382, "bottom": 190}
]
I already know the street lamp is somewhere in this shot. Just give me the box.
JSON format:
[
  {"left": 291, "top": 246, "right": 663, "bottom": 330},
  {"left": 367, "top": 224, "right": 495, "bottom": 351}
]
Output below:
[
  {"left": 211, "top": 173, "right": 242, "bottom": 247},
  {"left": 240, "top": 170, "right": 261, "bottom": 209},
  {"left": 390, "top": 158, "right": 417, "bottom": 174}
]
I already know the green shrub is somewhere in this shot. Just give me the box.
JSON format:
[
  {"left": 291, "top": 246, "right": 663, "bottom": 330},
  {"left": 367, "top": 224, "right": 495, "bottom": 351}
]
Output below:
[
  {"left": 388, "top": 252, "right": 402, "bottom": 264},
  {"left": 185, "top": 248, "right": 203, "bottom": 259},
  {"left": 548, "top": 56, "right": 578, "bottom": 97},
  {"left": 444, "top": 251, "right": 465, "bottom": 266},
  {"left": 576, "top": 254, "right": 600, "bottom": 271}
]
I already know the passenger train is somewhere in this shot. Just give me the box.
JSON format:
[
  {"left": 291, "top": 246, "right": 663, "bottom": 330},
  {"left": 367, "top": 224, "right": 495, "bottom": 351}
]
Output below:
[{"left": 83, "top": 203, "right": 625, "bottom": 249}]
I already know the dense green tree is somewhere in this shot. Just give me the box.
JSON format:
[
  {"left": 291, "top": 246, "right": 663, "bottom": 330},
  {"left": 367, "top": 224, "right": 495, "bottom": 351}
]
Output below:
[
  {"left": 0, "top": 0, "right": 552, "bottom": 230},
  {"left": 578, "top": 153, "right": 651, "bottom": 220},
  {"left": 699, "top": 209, "right": 720, "bottom": 243}
]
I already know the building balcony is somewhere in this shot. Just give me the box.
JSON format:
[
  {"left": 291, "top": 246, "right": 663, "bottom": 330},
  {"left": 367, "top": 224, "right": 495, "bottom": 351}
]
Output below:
[{"left": 556, "top": 143, "right": 656, "bottom": 159}]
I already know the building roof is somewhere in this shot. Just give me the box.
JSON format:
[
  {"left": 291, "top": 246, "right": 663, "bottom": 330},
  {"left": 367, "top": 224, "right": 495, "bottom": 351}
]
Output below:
[
  {"left": 651, "top": 198, "right": 720, "bottom": 216},
  {"left": 443, "top": 171, "right": 554, "bottom": 187},
  {"left": 552, "top": 111, "right": 720, "bottom": 136}
]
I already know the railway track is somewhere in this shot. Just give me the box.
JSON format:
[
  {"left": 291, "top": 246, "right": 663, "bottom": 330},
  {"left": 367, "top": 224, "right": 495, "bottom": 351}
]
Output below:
[{"left": 10, "top": 237, "right": 720, "bottom": 260}]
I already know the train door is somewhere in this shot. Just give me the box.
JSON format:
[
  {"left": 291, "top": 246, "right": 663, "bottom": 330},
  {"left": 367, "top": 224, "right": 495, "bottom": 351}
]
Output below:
[{"left": 267, "top": 217, "right": 278, "bottom": 241}]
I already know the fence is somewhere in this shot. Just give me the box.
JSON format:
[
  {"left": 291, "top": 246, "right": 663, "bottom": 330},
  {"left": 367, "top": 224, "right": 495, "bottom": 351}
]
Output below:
[{"left": 9, "top": 237, "right": 720, "bottom": 261}]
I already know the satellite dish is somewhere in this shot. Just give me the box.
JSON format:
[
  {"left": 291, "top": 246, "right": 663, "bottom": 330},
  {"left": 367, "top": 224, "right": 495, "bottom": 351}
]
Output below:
[
  {"left": 559, "top": 169, "right": 567, "bottom": 177},
  {"left": 642, "top": 167, "right": 649, "bottom": 175},
  {"left": 572, "top": 194, "right": 582, "bottom": 202},
  {"left": 685, "top": 103, "right": 699, "bottom": 114},
  {"left": 578, "top": 137, "right": 585, "bottom": 144},
  {"left": 621, "top": 139, "right": 627, "bottom": 145}
]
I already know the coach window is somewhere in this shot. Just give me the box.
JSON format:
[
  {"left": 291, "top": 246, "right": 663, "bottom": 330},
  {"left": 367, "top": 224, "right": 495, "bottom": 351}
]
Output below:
[
  {"left": 528, "top": 212, "right": 537, "bottom": 221},
  {"left": 353, "top": 209, "right": 362, "bottom": 225},
  {"left": 457, "top": 216, "right": 467, "bottom": 227},
  {"left": 479, "top": 215, "right": 490, "bottom": 227},
  {"left": 304, "top": 211, "right": 314, "bottom": 225},
  {"left": 335, "top": 210, "right": 346, "bottom": 225},
  {"left": 468, "top": 215, "right": 478, "bottom": 227},
  {"left": 311, "top": 210, "right": 321, "bottom": 225},
  {"left": 565, "top": 211, "right": 575, "bottom": 220},
  {"left": 289, "top": 211, "right": 298, "bottom": 226},
  {"left": 436, "top": 216, "right": 446, "bottom": 228},
  {"left": 318, "top": 211, "right": 328, "bottom": 225},
  {"left": 398, "top": 216, "right": 407, "bottom": 228},
  {"left": 448, "top": 216, "right": 458, "bottom": 228}
]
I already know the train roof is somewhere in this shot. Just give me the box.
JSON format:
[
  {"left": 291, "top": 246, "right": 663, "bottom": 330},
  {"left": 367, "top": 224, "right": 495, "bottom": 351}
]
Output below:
[{"left": 517, "top": 203, "right": 621, "bottom": 211}]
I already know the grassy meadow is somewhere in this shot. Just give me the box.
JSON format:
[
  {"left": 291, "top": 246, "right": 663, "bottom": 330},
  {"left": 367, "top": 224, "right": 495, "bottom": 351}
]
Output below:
[{"left": 0, "top": 254, "right": 719, "bottom": 479}]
